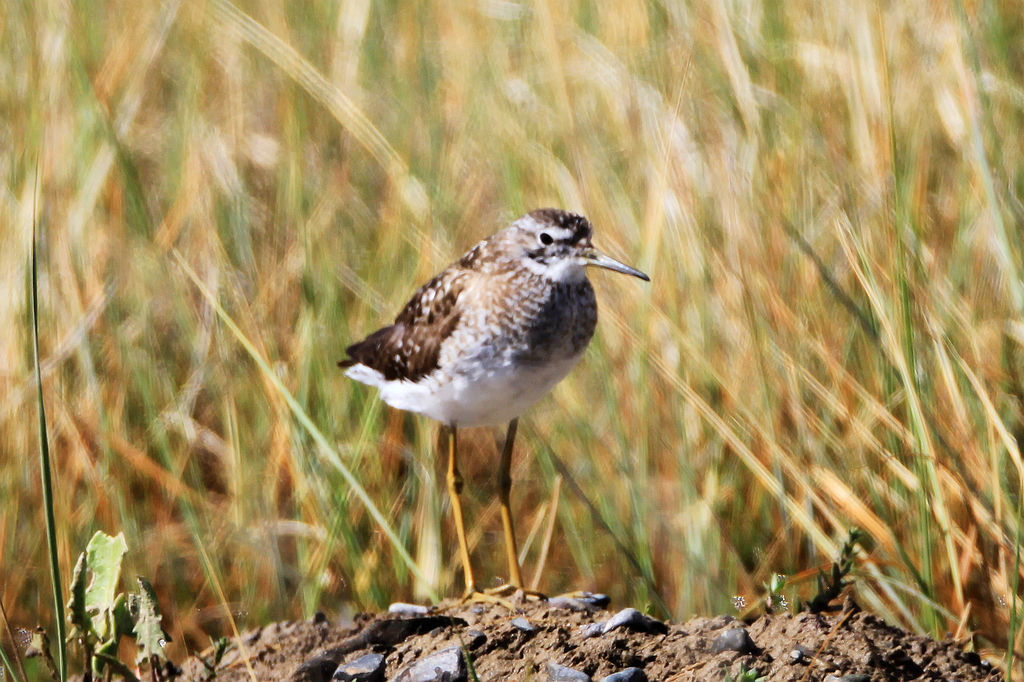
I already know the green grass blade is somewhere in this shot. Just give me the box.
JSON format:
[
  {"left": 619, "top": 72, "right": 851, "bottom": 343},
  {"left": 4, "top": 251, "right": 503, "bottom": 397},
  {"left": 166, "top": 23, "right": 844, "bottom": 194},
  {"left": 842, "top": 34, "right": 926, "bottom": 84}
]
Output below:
[{"left": 32, "top": 170, "right": 67, "bottom": 681}]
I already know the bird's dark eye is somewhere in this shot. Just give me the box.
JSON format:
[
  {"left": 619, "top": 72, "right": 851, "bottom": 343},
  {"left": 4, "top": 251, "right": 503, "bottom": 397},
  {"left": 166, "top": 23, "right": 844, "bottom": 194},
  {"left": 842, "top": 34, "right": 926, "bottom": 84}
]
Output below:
[{"left": 539, "top": 232, "right": 554, "bottom": 246}]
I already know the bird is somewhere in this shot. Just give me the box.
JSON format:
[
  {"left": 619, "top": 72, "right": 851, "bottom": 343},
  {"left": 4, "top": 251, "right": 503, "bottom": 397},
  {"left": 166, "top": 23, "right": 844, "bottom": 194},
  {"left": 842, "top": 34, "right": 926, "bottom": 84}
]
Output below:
[{"left": 339, "top": 208, "right": 649, "bottom": 602}]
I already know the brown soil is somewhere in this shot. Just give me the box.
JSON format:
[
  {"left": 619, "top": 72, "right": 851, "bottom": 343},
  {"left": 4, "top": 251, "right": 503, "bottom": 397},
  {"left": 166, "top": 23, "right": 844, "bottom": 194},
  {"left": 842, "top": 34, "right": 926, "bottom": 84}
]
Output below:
[{"left": 172, "top": 596, "right": 1000, "bottom": 682}]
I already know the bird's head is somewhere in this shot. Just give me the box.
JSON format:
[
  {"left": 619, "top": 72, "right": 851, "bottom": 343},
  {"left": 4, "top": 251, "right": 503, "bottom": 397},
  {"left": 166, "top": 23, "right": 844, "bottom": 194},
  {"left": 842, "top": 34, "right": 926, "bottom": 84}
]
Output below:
[{"left": 503, "top": 208, "right": 650, "bottom": 283}]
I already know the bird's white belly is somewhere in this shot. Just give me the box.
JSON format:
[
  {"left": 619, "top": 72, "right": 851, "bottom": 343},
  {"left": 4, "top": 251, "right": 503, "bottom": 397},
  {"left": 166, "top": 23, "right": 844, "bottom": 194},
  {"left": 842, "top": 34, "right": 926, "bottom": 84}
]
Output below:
[{"left": 350, "top": 353, "right": 584, "bottom": 427}]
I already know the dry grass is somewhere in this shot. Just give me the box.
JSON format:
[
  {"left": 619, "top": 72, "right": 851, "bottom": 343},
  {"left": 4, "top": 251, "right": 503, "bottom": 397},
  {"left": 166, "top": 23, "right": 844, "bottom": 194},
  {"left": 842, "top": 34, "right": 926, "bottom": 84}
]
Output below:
[{"left": 2, "top": 0, "right": 1023, "bottom": 673}]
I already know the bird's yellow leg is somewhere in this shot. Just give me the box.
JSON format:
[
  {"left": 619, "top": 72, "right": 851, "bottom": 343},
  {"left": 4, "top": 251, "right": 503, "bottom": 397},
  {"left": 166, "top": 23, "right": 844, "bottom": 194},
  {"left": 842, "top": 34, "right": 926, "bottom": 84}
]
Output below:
[
  {"left": 441, "top": 425, "right": 518, "bottom": 610},
  {"left": 444, "top": 425, "right": 477, "bottom": 596},
  {"left": 497, "top": 418, "right": 524, "bottom": 587},
  {"left": 488, "top": 418, "right": 546, "bottom": 601}
]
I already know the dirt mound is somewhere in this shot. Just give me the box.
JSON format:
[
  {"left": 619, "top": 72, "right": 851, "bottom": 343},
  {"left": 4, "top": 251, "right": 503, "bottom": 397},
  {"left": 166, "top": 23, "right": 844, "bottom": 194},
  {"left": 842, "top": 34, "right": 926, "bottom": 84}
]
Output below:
[{"left": 176, "top": 595, "right": 999, "bottom": 682}]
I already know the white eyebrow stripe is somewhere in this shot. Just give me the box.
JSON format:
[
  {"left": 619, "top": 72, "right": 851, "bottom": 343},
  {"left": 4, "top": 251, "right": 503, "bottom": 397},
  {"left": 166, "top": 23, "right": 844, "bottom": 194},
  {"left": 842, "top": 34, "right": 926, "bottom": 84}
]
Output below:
[{"left": 540, "top": 226, "right": 574, "bottom": 241}]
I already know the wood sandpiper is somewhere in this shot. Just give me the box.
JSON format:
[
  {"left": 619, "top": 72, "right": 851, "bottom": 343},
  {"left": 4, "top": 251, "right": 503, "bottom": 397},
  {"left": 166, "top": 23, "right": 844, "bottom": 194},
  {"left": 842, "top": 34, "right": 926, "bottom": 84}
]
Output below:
[{"left": 340, "top": 208, "right": 649, "bottom": 601}]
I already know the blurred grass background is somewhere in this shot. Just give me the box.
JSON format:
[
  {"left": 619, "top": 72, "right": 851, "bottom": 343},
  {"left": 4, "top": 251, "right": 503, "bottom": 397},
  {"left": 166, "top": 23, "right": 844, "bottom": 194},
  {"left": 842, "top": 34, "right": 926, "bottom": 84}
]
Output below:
[{"left": 3, "top": 0, "right": 1024, "bottom": 671}]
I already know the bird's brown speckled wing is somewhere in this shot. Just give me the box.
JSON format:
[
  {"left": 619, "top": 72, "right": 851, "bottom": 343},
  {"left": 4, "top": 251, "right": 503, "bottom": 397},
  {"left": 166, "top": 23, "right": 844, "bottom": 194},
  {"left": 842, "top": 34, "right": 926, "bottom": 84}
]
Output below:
[{"left": 339, "top": 268, "right": 469, "bottom": 382}]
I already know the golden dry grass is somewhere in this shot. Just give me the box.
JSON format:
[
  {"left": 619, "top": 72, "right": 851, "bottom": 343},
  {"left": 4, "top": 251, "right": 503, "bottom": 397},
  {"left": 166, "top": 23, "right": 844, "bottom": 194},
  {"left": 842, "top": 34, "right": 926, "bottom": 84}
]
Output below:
[{"left": 2, "top": 0, "right": 1023, "bottom": 673}]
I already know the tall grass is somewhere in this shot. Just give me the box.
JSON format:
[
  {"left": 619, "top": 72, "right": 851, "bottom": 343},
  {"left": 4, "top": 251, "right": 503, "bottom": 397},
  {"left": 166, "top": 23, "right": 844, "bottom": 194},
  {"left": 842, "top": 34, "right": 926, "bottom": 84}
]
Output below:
[
  {"left": 31, "top": 171, "right": 66, "bottom": 681},
  {"left": 2, "top": 0, "right": 1022, "bottom": 673}
]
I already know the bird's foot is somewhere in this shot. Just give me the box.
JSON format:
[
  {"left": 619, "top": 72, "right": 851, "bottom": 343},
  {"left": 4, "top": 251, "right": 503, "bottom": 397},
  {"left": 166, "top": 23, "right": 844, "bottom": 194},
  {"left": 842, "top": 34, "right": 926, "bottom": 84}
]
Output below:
[
  {"left": 458, "top": 588, "right": 517, "bottom": 611},
  {"left": 483, "top": 584, "right": 547, "bottom": 602}
]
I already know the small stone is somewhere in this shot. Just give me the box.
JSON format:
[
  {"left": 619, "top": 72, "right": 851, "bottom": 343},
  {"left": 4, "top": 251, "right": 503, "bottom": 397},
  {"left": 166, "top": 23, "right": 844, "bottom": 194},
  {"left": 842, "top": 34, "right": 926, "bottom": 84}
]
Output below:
[
  {"left": 465, "top": 629, "right": 486, "bottom": 650},
  {"left": 600, "top": 668, "right": 647, "bottom": 682},
  {"left": 332, "top": 653, "right": 385, "bottom": 682},
  {"left": 388, "top": 602, "right": 429, "bottom": 616},
  {"left": 789, "top": 649, "right": 804, "bottom": 663},
  {"left": 710, "top": 628, "right": 757, "bottom": 655},
  {"left": 580, "top": 593, "right": 611, "bottom": 608},
  {"left": 547, "top": 662, "right": 592, "bottom": 681},
  {"left": 292, "top": 653, "right": 339, "bottom": 682},
  {"left": 603, "top": 608, "right": 643, "bottom": 633},
  {"left": 581, "top": 607, "right": 666, "bottom": 638},
  {"left": 392, "top": 646, "right": 466, "bottom": 682},
  {"left": 549, "top": 596, "right": 596, "bottom": 612},
  {"left": 602, "top": 608, "right": 668, "bottom": 636},
  {"left": 550, "top": 593, "right": 610, "bottom": 611},
  {"left": 961, "top": 652, "right": 981, "bottom": 666},
  {"left": 511, "top": 617, "right": 537, "bottom": 633}
]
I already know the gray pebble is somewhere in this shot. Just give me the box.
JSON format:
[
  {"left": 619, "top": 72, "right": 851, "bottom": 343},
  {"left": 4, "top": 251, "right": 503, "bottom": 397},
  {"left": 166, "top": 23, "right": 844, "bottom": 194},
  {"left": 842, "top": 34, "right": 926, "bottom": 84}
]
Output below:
[
  {"left": 827, "top": 675, "right": 870, "bottom": 682},
  {"left": 550, "top": 593, "right": 610, "bottom": 611},
  {"left": 464, "top": 629, "right": 486, "bottom": 650},
  {"left": 333, "top": 653, "right": 385, "bottom": 682},
  {"left": 549, "top": 596, "right": 595, "bottom": 612},
  {"left": 580, "top": 593, "right": 611, "bottom": 608},
  {"left": 607, "top": 609, "right": 638, "bottom": 632},
  {"left": 604, "top": 608, "right": 643, "bottom": 631},
  {"left": 789, "top": 644, "right": 815, "bottom": 664},
  {"left": 602, "top": 608, "right": 668, "bottom": 636},
  {"left": 710, "top": 628, "right": 757, "bottom": 655},
  {"left": 599, "top": 668, "right": 647, "bottom": 682},
  {"left": 581, "top": 607, "right": 666, "bottom": 639},
  {"left": 511, "top": 617, "right": 537, "bottom": 633},
  {"left": 391, "top": 646, "right": 465, "bottom": 682},
  {"left": 388, "top": 603, "right": 429, "bottom": 616},
  {"left": 547, "top": 662, "right": 592, "bottom": 682},
  {"left": 293, "top": 653, "right": 339, "bottom": 682}
]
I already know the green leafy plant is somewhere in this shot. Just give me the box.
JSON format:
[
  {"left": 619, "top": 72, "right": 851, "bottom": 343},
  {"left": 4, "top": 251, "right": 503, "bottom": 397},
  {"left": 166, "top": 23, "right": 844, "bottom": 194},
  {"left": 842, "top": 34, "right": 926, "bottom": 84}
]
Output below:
[
  {"left": 130, "top": 576, "right": 173, "bottom": 680},
  {"left": 196, "top": 637, "right": 229, "bottom": 680},
  {"left": 724, "top": 662, "right": 766, "bottom": 682},
  {"left": 762, "top": 573, "right": 788, "bottom": 614},
  {"left": 24, "top": 627, "right": 59, "bottom": 681},
  {"left": 802, "top": 530, "right": 865, "bottom": 614},
  {"left": 66, "top": 531, "right": 171, "bottom": 682}
]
